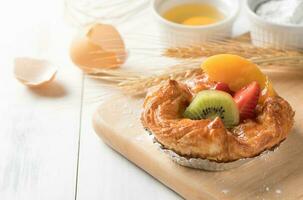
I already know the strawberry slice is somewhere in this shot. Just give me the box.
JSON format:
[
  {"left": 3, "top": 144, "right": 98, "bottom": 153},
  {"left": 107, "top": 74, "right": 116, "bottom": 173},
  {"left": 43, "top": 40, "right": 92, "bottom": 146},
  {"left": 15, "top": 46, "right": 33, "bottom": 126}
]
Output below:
[
  {"left": 213, "top": 82, "right": 234, "bottom": 95},
  {"left": 233, "top": 81, "right": 260, "bottom": 120}
]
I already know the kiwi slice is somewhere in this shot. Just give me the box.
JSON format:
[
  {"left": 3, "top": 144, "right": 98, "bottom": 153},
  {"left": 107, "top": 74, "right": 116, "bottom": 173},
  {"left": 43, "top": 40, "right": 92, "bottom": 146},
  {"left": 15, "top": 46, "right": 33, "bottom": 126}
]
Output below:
[{"left": 183, "top": 90, "right": 239, "bottom": 128}]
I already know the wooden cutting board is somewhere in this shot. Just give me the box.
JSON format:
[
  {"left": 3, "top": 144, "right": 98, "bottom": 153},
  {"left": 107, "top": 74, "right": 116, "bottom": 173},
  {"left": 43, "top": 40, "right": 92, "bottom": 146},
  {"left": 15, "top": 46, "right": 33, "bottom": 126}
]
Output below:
[{"left": 93, "top": 71, "right": 303, "bottom": 200}]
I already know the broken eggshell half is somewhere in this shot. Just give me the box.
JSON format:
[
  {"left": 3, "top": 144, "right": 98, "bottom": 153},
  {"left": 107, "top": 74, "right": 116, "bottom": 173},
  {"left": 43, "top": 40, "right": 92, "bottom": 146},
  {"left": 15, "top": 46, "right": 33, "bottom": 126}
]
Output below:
[
  {"left": 70, "top": 23, "right": 127, "bottom": 73},
  {"left": 14, "top": 57, "right": 57, "bottom": 88}
]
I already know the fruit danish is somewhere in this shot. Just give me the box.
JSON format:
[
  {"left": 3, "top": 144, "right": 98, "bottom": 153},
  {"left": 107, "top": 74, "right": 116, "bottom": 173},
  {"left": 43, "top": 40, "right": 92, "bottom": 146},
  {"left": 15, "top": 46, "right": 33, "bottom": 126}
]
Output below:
[{"left": 141, "top": 54, "right": 294, "bottom": 164}]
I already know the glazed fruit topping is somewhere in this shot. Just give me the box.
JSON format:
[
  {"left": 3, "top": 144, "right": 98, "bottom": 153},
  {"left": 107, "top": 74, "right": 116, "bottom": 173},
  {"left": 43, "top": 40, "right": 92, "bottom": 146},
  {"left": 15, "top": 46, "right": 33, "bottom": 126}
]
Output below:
[
  {"left": 213, "top": 82, "right": 234, "bottom": 95},
  {"left": 184, "top": 90, "right": 239, "bottom": 128},
  {"left": 233, "top": 81, "right": 261, "bottom": 121},
  {"left": 202, "top": 54, "right": 276, "bottom": 103},
  {"left": 201, "top": 54, "right": 266, "bottom": 91}
]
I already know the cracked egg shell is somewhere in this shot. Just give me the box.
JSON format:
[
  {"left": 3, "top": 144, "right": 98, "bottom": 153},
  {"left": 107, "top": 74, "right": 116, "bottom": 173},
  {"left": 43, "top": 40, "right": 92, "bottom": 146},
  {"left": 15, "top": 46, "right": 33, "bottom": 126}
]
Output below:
[
  {"left": 70, "top": 23, "right": 127, "bottom": 73},
  {"left": 14, "top": 57, "right": 57, "bottom": 88}
]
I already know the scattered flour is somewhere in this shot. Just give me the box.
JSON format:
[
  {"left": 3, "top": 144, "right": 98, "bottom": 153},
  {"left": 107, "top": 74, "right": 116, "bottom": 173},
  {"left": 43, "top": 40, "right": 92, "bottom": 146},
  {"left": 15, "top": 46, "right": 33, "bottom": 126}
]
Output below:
[{"left": 221, "top": 189, "right": 229, "bottom": 194}]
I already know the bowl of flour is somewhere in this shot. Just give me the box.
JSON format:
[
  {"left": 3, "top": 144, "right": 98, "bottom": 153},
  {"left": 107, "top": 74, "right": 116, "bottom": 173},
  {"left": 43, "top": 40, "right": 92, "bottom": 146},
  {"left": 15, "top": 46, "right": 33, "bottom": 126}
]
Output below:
[{"left": 246, "top": 0, "right": 303, "bottom": 50}]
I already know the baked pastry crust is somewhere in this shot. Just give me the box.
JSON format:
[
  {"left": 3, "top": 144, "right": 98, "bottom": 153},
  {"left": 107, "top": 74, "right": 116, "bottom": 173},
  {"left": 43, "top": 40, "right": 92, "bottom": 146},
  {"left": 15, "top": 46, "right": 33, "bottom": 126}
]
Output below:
[{"left": 141, "top": 76, "right": 295, "bottom": 162}]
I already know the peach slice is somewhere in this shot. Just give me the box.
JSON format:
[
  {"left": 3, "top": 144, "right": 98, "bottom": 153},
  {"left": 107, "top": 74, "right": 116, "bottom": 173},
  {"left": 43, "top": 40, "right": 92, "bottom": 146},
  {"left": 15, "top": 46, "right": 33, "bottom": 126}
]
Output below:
[
  {"left": 201, "top": 54, "right": 276, "bottom": 103},
  {"left": 201, "top": 54, "right": 267, "bottom": 91}
]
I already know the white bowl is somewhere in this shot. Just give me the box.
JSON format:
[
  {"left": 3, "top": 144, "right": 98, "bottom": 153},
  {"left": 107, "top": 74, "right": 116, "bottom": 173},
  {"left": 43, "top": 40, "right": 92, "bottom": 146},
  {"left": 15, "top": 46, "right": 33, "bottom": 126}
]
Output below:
[
  {"left": 246, "top": 0, "right": 303, "bottom": 50},
  {"left": 152, "top": 0, "right": 240, "bottom": 47}
]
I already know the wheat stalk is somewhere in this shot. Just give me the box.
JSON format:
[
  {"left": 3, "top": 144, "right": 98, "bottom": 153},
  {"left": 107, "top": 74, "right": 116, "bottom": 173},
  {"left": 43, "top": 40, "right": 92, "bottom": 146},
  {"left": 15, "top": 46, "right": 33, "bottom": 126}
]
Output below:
[
  {"left": 164, "top": 38, "right": 303, "bottom": 60},
  {"left": 89, "top": 55, "right": 303, "bottom": 96},
  {"left": 117, "top": 63, "right": 203, "bottom": 96},
  {"left": 88, "top": 34, "right": 303, "bottom": 96}
]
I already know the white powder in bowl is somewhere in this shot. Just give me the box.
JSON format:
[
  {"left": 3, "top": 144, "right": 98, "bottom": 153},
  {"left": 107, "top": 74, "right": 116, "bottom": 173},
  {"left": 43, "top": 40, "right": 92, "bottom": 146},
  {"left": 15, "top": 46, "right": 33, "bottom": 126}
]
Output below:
[{"left": 256, "top": 0, "right": 303, "bottom": 25}]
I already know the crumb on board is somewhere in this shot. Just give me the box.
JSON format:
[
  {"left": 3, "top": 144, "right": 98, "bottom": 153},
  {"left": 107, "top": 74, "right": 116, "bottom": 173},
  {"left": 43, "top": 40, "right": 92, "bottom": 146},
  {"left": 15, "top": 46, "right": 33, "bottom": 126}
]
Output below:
[{"left": 221, "top": 189, "right": 229, "bottom": 194}]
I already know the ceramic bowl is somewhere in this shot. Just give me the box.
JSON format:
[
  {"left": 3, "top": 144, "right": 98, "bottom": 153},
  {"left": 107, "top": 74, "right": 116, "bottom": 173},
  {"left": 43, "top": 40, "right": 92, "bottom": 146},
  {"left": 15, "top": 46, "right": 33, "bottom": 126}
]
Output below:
[
  {"left": 246, "top": 0, "right": 303, "bottom": 50},
  {"left": 152, "top": 0, "right": 240, "bottom": 47}
]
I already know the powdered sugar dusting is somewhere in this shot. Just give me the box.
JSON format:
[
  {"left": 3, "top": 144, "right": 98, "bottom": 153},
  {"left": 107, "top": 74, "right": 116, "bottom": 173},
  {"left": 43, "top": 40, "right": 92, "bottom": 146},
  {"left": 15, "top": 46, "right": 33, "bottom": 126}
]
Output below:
[{"left": 221, "top": 189, "right": 229, "bottom": 194}]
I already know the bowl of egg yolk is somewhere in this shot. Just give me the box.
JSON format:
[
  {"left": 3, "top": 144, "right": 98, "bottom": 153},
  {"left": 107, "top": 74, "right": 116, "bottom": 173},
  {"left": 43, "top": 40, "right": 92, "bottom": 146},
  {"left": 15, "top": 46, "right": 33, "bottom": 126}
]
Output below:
[{"left": 152, "top": 0, "right": 240, "bottom": 47}]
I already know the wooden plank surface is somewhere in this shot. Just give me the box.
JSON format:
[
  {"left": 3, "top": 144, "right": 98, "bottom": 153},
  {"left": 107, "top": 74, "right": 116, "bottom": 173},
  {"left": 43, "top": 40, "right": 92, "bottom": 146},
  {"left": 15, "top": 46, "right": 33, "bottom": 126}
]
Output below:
[
  {"left": 92, "top": 70, "right": 303, "bottom": 200},
  {"left": 0, "top": 1, "right": 83, "bottom": 199},
  {"left": 75, "top": 77, "right": 181, "bottom": 200},
  {"left": 74, "top": 2, "right": 184, "bottom": 199}
]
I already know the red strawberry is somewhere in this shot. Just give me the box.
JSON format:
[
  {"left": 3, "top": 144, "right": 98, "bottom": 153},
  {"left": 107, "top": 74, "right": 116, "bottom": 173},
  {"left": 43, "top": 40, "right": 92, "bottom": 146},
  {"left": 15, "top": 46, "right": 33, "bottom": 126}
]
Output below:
[
  {"left": 213, "top": 82, "right": 233, "bottom": 95},
  {"left": 233, "top": 81, "right": 260, "bottom": 120}
]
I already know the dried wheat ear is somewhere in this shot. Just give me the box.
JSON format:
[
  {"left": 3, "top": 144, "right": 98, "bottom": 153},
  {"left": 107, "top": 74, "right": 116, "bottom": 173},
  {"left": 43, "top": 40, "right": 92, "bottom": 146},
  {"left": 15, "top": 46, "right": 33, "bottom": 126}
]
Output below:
[{"left": 88, "top": 33, "right": 303, "bottom": 96}]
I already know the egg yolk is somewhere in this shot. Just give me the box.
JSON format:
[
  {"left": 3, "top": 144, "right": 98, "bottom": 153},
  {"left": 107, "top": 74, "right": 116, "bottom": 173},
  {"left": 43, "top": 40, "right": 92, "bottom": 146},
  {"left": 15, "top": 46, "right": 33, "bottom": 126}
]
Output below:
[{"left": 182, "top": 16, "right": 217, "bottom": 26}]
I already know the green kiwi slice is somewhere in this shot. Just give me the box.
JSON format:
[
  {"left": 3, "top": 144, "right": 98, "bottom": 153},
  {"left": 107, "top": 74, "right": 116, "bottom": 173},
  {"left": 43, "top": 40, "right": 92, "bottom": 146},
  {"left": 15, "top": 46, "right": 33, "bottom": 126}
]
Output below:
[{"left": 183, "top": 90, "right": 239, "bottom": 128}]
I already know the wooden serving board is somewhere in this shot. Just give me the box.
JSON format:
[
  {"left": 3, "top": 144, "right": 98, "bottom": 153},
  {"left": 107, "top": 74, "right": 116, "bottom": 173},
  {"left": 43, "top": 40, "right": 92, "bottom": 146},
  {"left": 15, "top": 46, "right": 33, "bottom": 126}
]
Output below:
[{"left": 93, "top": 71, "right": 303, "bottom": 200}]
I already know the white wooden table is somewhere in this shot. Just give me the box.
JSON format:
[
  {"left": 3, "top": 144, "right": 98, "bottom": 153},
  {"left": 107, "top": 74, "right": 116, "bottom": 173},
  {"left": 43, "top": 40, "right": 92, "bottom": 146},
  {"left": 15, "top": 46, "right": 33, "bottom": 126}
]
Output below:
[{"left": 0, "top": 0, "right": 248, "bottom": 199}]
